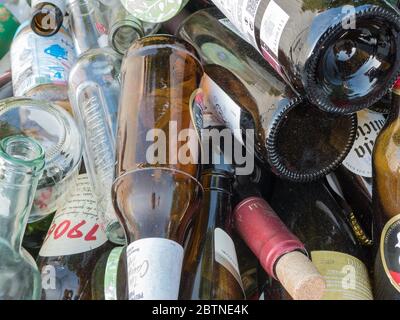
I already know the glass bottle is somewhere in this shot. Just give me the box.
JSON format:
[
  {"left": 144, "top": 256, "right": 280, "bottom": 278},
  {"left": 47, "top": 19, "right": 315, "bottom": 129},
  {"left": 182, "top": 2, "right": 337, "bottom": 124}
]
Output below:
[
  {"left": 0, "top": 135, "right": 45, "bottom": 300},
  {"left": 67, "top": 0, "right": 125, "bottom": 245},
  {"left": 178, "top": 8, "right": 357, "bottom": 182},
  {"left": 209, "top": 0, "right": 400, "bottom": 114},
  {"left": 91, "top": 246, "right": 128, "bottom": 300},
  {"left": 10, "top": 21, "right": 76, "bottom": 114},
  {"left": 0, "top": 98, "right": 82, "bottom": 223},
  {"left": 267, "top": 178, "right": 374, "bottom": 300},
  {"left": 180, "top": 122, "right": 245, "bottom": 300},
  {"left": 327, "top": 109, "right": 387, "bottom": 246},
  {"left": 120, "top": 0, "right": 189, "bottom": 23},
  {"left": 36, "top": 174, "right": 114, "bottom": 300},
  {"left": 30, "top": 0, "right": 66, "bottom": 37},
  {"left": 0, "top": 0, "right": 30, "bottom": 59},
  {"left": 372, "top": 79, "right": 400, "bottom": 300},
  {"left": 112, "top": 35, "right": 204, "bottom": 300}
]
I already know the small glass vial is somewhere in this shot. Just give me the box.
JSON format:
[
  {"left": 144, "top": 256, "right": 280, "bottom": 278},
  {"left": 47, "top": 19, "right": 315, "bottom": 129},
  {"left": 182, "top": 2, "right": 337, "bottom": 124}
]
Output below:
[
  {"left": 0, "top": 98, "right": 83, "bottom": 222},
  {"left": 0, "top": 135, "right": 45, "bottom": 300},
  {"left": 10, "top": 21, "right": 75, "bottom": 113},
  {"left": 31, "top": 0, "right": 66, "bottom": 37}
]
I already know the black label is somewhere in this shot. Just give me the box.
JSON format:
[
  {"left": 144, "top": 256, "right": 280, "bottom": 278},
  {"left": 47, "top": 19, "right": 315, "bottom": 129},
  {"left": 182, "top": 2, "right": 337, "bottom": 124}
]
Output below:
[{"left": 381, "top": 215, "right": 400, "bottom": 292}]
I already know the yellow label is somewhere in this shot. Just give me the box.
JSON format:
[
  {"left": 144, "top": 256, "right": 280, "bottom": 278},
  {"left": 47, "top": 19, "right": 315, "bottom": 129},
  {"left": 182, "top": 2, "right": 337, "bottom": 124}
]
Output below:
[{"left": 311, "top": 251, "right": 373, "bottom": 300}]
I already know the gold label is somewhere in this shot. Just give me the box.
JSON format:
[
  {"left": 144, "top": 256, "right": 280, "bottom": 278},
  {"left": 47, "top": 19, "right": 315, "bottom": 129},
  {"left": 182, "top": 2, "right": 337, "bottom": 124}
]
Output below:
[
  {"left": 380, "top": 214, "right": 400, "bottom": 293},
  {"left": 349, "top": 212, "right": 373, "bottom": 246},
  {"left": 311, "top": 251, "right": 373, "bottom": 300}
]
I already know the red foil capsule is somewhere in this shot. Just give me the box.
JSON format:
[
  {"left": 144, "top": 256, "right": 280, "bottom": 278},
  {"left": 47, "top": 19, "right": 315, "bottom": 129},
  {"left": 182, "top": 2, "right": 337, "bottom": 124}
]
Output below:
[{"left": 233, "top": 197, "right": 306, "bottom": 278}]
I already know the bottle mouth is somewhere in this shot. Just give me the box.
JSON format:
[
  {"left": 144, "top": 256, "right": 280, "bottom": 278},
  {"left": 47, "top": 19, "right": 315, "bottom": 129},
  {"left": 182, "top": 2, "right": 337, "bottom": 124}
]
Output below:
[
  {"left": 0, "top": 135, "right": 45, "bottom": 174},
  {"left": 306, "top": 6, "right": 400, "bottom": 114},
  {"left": 31, "top": 5, "right": 64, "bottom": 37},
  {"left": 267, "top": 100, "right": 357, "bottom": 182},
  {"left": 110, "top": 23, "right": 143, "bottom": 55}
]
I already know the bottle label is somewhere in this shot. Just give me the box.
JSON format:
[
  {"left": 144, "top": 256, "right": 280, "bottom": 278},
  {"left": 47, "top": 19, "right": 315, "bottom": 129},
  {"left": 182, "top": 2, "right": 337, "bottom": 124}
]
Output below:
[
  {"left": 0, "top": 5, "right": 20, "bottom": 59},
  {"left": 39, "top": 174, "right": 108, "bottom": 257},
  {"left": 380, "top": 215, "right": 400, "bottom": 293},
  {"left": 311, "top": 251, "right": 373, "bottom": 300},
  {"left": 212, "top": 0, "right": 261, "bottom": 48},
  {"left": 201, "top": 73, "right": 244, "bottom": 145},
  {"left": 126, "top": 238, "right": 183, "bottom": 300},
  {"left": 343, "top": 110, "right": 386, "bottom": 178},
  {"left": 11, "top": 27, "right": 75, "bottom": 97},
  {"left": 104, "top": 246, "right": 124, "bottom": 300},
  {"left": 214, "top": 228, "right": 244, "bottom": 291}
]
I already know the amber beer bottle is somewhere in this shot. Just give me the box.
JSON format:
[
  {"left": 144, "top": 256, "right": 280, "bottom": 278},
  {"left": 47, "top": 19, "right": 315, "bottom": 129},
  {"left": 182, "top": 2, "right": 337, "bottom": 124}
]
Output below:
[{"left": 372, "top": 79, "right": 400, "bottom": 300}]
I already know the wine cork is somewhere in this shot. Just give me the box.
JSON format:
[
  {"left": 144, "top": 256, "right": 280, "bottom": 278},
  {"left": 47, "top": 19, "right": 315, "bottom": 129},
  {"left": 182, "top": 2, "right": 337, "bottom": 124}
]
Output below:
[{"left": 275, "top": 251, "right": 326, "bottom": 300}]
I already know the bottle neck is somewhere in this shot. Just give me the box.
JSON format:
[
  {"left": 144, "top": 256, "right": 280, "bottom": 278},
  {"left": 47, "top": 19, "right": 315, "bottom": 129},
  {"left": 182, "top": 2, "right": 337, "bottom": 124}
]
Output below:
[{"left": 67, "top": 0, "right": 109, "bottom": 56}]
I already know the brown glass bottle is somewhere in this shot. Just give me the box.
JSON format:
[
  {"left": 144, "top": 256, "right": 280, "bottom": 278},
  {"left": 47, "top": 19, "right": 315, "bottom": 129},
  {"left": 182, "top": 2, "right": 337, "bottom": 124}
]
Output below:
[
  {"left": 37, "top": 174, "right": 113, "bottom": 300},
  {"left": 112, "top": 35, "right": 203, "bottom": 300},
  {"left": 178, "top": 8, "right": 357, "bottom": 182},
  {"left": 209, "top": 0, "right": 400, "bottom": 114},
  {"left": 372, "top": 79, "right": 400, "bottom": 300}
]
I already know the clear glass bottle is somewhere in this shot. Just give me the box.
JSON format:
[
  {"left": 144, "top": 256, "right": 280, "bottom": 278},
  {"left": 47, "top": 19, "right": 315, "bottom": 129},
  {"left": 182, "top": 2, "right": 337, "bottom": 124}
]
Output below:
[
  {"left": 30, "top": 0, "right": 66, "bottom": 37},
  {"left": 108, "top": 3, "right": 160, "bottom": 55},
  {"left": 0, "top": 98, "right": 83, "bottom": 222},
  {"left": 10, "top": 21, "right": 75, "bottom": 114},
  {"left": 67, "top": 0, "right": 125, "bottom": 245},
  {"left": 0, "top": 135, "right": 45, "bottom": 300}
]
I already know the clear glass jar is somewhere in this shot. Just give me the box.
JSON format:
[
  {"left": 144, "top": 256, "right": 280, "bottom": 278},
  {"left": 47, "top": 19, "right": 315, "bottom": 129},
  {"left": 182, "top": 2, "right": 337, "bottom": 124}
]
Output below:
[
  {"left": 0, "top": 135, "right": 45, "bottom": 300},
  {"left": 10, "top": 21, "right": 75, "bottom": 114},
  {"left": 0, "top": 98, "right": 83, "bottom": 222}
]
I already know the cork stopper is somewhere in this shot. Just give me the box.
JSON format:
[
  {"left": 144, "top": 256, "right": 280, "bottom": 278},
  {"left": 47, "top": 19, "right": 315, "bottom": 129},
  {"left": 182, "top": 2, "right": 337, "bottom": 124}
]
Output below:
[{"left": 275, "top": 251, "right": 326, "bottom": 300}]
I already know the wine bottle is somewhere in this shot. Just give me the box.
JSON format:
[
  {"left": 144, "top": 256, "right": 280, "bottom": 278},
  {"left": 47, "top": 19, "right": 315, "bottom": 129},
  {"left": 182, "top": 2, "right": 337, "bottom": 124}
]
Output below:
[
  {"left": 180, "top": 118, "right": 245, "bottom": 299},
  {"left": 233, "top": 176, "right": 326, "bottom": 300},
  {"left": 37, "top": 174, "right": 113, "bottom": 300},
  {"left": 327, "top": 109, "right": 386, "bottom": 246},
  {"left": 372, "top": 79, "right": 400, "bottom": 300},
  {"left": 268, "top": 179, "right": 374, "bottom": 300},
  {"left": 112, "top": 35, "right": 203, "bottom": 300},
  {"left": 209, "top": 0, "right": 400, "bottom": 114},
  {"left": 31, "top": 0, "right": 65, "bottom": 37},
  {"left": 178, "top": 8, "right": 357, "bottom": 182},
  {"left": 91, "top": 246, "right": 128, "bottom": 300}
]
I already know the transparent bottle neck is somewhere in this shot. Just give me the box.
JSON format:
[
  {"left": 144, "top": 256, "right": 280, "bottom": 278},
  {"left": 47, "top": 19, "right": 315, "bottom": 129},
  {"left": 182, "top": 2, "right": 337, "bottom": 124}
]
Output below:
[
  {"left": 0, "top": 136, "right": 45, "bottom": 252},
  {"left": 67, "top": 0, "right": 109, "bottom": 56}
]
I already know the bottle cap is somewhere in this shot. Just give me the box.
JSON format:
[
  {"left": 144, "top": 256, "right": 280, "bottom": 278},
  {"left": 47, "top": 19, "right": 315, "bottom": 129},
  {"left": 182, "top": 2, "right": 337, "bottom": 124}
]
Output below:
[
  {"left": 233, "top": 197, "right": 306, "bottom": 277},
  {"left": 120, "top": 0, "right": 189, "bottom": 23},
  {"left": 0, "top": 98, "right": 82, "bottom": 221},
  {"left": 275, "top": 251, "right": 326, "bottom": 300}
]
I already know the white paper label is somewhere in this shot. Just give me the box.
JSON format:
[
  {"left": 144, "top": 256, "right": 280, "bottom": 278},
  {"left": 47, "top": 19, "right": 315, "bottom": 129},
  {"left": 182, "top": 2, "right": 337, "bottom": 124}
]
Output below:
[
  {"left": 11, "top": 28, "right": 75, "bottom": 96},
  {"left": 201, "top": 73, "right": 244, "bottom": 144},
  {"left": 127, "top": 238, "right": 183, "bottom": 300},
  {"left": 343, "top": 110, "right": 386, "bottom": 178},
  {"left": 260, "top": 0, "right": 289, "bottom": 57},
  {"left": 39, "top": 174, "right": 108, "bottom": 257},
  {"left": 214, "top": 228, "right": 244, "bottom": 290},
  {"left": 212, "top": 0, "right": 261, "bottom": 47}
]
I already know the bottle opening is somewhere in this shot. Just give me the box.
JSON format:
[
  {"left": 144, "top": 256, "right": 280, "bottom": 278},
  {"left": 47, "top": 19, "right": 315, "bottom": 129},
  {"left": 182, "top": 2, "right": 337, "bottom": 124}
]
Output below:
[
  {"left": 112, "top": 25, "right": 142, "bottom": 55},
  {"left": 309, "top": 14, "right": 400, "bottom": 114},
  {"left": 0, "top": 135, "right": 44, "bottom": 165},
  {"left": 270, "top": 102, "right": 357, "bottom": 182},
  {"left": 31, "top": 5, "right": 63, "bottom": 37}
]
